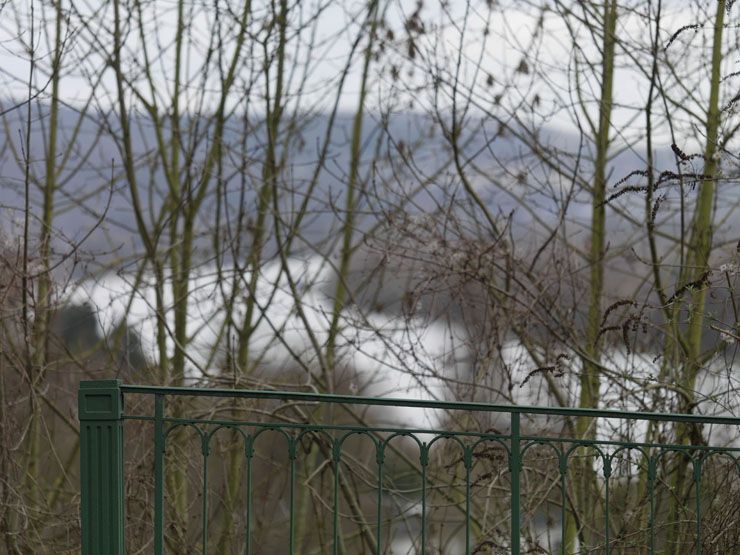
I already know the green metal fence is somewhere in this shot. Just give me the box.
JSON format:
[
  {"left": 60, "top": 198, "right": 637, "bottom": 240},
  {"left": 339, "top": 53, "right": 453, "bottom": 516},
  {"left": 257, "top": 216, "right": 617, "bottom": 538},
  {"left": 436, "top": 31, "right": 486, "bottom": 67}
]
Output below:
[{"left": 79, "top": 379, "right": 740, "bottom": 554}]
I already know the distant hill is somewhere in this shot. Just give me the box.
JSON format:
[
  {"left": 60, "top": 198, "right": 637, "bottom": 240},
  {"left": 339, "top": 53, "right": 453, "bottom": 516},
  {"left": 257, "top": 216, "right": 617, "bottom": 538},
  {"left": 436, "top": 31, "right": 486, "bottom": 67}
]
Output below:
[{"left": 1, "top": 103, "right": 737, "bottom": 352}]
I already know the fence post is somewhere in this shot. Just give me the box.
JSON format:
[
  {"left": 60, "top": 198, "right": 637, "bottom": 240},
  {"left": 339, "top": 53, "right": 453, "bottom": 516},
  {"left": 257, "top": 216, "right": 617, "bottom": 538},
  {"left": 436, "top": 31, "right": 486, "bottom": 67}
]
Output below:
[{"left": 79, "top": 379, "right": 125, "bottom": 554}]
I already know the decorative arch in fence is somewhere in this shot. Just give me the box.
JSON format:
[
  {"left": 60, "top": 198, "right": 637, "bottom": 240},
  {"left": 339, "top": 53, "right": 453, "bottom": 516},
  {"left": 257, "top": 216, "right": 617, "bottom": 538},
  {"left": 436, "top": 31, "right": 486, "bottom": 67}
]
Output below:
[{"left": 79, "top": 380, "right": 740, "bottom": 554}]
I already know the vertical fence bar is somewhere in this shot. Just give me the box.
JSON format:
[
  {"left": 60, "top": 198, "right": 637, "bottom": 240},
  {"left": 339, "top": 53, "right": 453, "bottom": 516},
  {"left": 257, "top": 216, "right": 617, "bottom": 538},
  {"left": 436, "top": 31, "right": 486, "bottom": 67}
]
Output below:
[
  {"left": 201, "top": 432, "right": 210, "bottom": 554},
  {"left": 510, "top": 412, "right": 521, "bottom": 555},
  {"left": 419, "top": 443, "right": 428, "bottom": 554},
  {"left": 693, "top": 458, "right": 702, "bottom": 555},
  {"left": 289, "top": 438, "right": 297, "bottom": 553},
  {"left": 648, "top": 456, "right": 656, "bottom": 555},
  {"left": 79, "top": 379, "right": 125, "bottom": 555},
  {"left": 154, "top": 394, "right": 164, "bottom": 554},
  {"left": 332, "top": 439, "right": 341, "bottom": 555},
  {"left": 560, "top": 453, "right": 567, "bottom": 555},
  {"left": 464, "top": 447, "right": 472, "bottom": 555},
  {"left": 376, "top": 443, "right": 385, "bottom": 555},
  {"left": 603, "top": 456, "right": 612, "bottom": 554},
  {"left": 245, "top": 435, "right": 254, "bottom": 555}
]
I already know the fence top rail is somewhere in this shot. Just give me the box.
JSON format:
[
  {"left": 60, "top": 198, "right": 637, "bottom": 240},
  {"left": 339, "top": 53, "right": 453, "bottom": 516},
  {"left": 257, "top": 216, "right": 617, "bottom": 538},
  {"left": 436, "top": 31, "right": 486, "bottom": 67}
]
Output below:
[{"left": 106, "top": 382, "right": 740, "bottom": 426}]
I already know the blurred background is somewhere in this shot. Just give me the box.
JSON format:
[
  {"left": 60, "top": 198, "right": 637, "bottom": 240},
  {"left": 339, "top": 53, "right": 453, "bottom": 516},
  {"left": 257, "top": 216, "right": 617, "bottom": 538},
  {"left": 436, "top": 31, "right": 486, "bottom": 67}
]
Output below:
[{"left": 0, "top": 0, "right": 738, "bottom": 552}]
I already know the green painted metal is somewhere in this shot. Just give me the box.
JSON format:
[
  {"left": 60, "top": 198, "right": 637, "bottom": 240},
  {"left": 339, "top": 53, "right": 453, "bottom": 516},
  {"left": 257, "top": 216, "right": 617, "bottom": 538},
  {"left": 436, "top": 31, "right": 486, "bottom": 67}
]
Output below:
[
  {"left": 559, "top": 453, "right": 568, "bottom": 555},
  {"left": 603, "top": 455, "right": 611, "bottom": 554},
  {"left": 78, "top": 381, "right": 740, "bottom": 554},
  {"left": 510, "top": 412, "right": 521, "bottom": 555},
  {"left": 79, "top": 379, "right": 125, "bottom": 555},
  {"left": 420, "top": 442, "right": 428, "bottom": 553},
  {"left": 648, "top": 457, "right": 656, "bottom": 554},
  {"left": 288, "top": 436, "right": 297, "bottom": 553},
  {"left": 201, "top": 430, "right": 210, "bottom": 554},
  {"left": 116, "top": 384, "right": 740, "bottom": 425},
  {"left": 463, "top": 446, "right": 472, "bottom": 554},
  {"left": 693, "top": 458, "right": 702, "bottom": 555},
  {"left": 154, "top": 394, "right": 164, "bottom": 554},
  {"left": 376, "top": 442, "right": 385, "bottom": 554},
  {"left": 245, "top": 435, "right": 254, "bottom": 555}
]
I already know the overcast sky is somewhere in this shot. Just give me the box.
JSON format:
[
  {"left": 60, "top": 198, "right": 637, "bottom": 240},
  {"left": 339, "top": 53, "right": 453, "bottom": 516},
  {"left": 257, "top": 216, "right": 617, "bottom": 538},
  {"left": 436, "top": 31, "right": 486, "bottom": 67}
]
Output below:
[{"left": 0, "top": 0, "right": 709, "bottom": 144}]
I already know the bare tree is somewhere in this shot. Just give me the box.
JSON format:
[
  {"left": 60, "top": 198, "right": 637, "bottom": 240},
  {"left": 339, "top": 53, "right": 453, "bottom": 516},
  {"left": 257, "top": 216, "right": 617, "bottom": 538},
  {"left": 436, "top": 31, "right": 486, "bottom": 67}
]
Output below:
[{"left": 0, "top": 0, "right": 738, "bottom": 552}]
